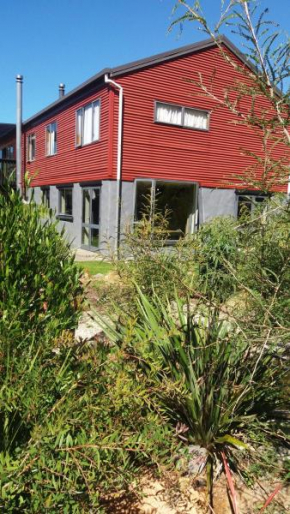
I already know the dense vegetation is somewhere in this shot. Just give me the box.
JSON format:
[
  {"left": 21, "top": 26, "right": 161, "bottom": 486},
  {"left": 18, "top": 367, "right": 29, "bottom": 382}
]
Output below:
[
  {"left": 0, "top": 190, "right": 175, "bottom": 512},
  {"left": 0, "top": 189, "right": 289, "bottom": 512}
]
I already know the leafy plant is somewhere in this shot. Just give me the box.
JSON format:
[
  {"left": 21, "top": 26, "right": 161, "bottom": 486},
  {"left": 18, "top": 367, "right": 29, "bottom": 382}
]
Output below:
[
  {"left": 0, "top": 188, "right": 83, "bottom": 339},
  {"left": 0, "top": 332, "right": 175, "bottom": 512},
  {"left": 101, "top": 287, "right": 289, "bottom": 497},
  {"left": 192, "top": 216, "right": 239, "bottom": 301}
]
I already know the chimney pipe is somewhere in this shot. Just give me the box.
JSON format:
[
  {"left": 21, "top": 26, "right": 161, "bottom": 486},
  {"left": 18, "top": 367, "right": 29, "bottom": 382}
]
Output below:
[
  {"left": 59, "top": 83, "right": 65, "bottom": 98},
  {"left": 16, "top": 74, "right": 23, "bottom": 194}
]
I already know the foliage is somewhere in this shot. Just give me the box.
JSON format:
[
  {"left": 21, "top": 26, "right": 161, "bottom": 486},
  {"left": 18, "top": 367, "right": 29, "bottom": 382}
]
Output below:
[
  {"left": 115, "top": 209, "right": 197, "bottom": 303},
  {"left": 237, "top": 195, "right": 290, "bottom": 327},
  {"left": 102, "top": 287, "right": 288, "bottom": 490},
  {"left": 0, "top": 331, "right": 175, "bottom": 512},
  {"left": 0, "top": 189, "right": 83, "bottom": 339},
  {"left": 192, "top": 216, "right": 239, "bottom": 301},
  {"left": 0, "top": 189, "right": 177, "bottom": 511}
]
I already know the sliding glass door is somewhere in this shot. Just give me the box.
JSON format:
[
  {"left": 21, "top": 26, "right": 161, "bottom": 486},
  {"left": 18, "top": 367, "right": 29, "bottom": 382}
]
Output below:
[{"left": 82, "top": 187, "right": 100, "bottom": 250}]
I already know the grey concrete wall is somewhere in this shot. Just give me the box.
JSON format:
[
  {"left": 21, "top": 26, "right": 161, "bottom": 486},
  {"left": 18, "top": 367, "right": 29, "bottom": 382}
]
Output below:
[
  {"left": 199, "top": 187, "right": 237, "bottom": 224},
  {"left": 31, "top": 184, "right": 82, "bottom": 249},
  {"left": 99, "top": 180, "right": 135, "bottom": 252},
  {"left": 31, "top": 180, "right": 135, "bottom": 253},
  {"left": 31, "top": 182, "right": 237, "bottom": 252}
]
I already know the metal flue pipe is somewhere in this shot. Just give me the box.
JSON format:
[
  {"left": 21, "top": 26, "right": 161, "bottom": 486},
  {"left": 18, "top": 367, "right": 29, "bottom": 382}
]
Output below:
[{"left": 16, "top": 74, "right": 23, "bottom": 194}]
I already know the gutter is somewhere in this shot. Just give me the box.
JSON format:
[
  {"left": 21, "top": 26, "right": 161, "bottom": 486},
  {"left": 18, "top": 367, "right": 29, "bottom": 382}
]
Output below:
[{"left": 104, "top": 74, "right": 123, "bottom": 253}]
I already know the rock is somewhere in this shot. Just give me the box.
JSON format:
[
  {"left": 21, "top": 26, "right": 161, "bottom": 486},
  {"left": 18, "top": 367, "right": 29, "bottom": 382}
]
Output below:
[
  {"left": 75, "top": 311, "right": 104, "bottom": 341},
  {"left": 187, "top": 446, "right": 207, "bottom": 476},
  {"left": 92, "top": 273, "right": 106, "bottom": 280}
]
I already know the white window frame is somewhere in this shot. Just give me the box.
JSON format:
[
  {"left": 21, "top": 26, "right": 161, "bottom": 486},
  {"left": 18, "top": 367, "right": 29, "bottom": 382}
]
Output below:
[
  {"left": 154, "top": 101, "right": 210, "bottom": 131},
  {"left": 76, "top": 99, "right": 100, "bottom": 147},
  {"left": 27, "top": 133, "right": 36, "bottom": 162},
  {"left": 46, "top": 122, "right": 57, "bottom": 156}
]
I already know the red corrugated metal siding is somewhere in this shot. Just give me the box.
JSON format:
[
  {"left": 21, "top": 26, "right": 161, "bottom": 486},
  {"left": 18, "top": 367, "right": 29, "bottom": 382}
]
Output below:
[
  {"left": 115, "top": 46, "right": 288, "bottom": 191},
  {"left": 24, "top": 86, "right": 110, "bottom": 187}
]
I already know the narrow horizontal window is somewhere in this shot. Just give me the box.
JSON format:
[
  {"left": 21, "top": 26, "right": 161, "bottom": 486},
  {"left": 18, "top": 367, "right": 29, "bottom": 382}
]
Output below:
[
  {"left": 76, "top": 100, "right": 100, "bottom": 147},
  {"left": 184, "top": 108, "right": 208, "bottom": 130},
  {"left": 155, "top": 101, "right": 209, "bottom": 130},
  {"left": 156, "top": 103, "right": 182, "bottom": 126},
  {"left": 46, "top": 122, "right": 57, "bottom": 156},
  {"left": 27, "top": 133, "right": 36, "bottom": 162}
]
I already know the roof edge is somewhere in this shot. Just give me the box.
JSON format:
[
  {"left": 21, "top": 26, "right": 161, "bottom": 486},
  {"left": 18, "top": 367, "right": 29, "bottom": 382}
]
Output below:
[
  {"left": 23, "top": 35, "right": 253, "bottom": 128},
  {"left": 110, "top": 35, "right": 252, "bottom": 77}
]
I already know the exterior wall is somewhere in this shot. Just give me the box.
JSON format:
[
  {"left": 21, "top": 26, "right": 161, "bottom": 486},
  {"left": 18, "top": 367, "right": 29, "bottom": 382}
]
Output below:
[
  {"left": 113, "top": 45, "right": 288, "bottom": 191},
  {"left": 31, "top": 180, "right": 238, "bottom": 253},
  {"left": 24, "top": 85, "right": 111, "bottom": 187},
  {"left": 100, "top": 180, "right": 135, "bottom": 248},
  {"left": 198, "top": 187, "right": 237, "bottom": 224},
  {"left": 31, "top": 180, "right": 135, "bottom": 252},
  {"left": 31, "top": 184, "right": 83, "bottom": 248}
]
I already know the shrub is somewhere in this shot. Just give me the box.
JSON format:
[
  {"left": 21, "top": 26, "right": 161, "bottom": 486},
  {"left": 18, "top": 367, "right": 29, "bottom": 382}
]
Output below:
[
  {"left": 115, "top": 211, "right": 197, "bottom": 303},
  {"left": 0, "top": 189, "right": 83, "bottom": 339},
  {"left": 192, "top": 216, "right": 239, "bottom": 302},
  {"left": 0, "top": 332, "right": 175, "bottom": 512},
  {"left": 0, "top": 190, "right": 176, "bottom": 511},
  {"left": 102, "top": 288, "right": 289, "bottom": 493},
  {"left": 237, "top": 195, "right": 290, "bottom": 327}
]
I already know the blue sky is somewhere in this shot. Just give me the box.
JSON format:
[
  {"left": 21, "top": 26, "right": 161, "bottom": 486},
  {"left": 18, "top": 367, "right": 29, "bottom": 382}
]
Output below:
[{"left": 1, "top": 0, "right": 289, "bottom": 123}]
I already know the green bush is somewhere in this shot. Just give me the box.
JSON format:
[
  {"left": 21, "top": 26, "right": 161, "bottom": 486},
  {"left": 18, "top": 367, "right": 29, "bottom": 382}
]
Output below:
[
  {"left": 103, "top": 288, "right": 289, "bottom": 492},
  {"left": 0, "top": 191, "right": 175, "bottom": 511},
  {"left": 192, "top": 216, "right": 239, "bottom": 302},
  {"left": 0, "top": 335, "right": 175, "bottom": 512},
  {"left": 237, "top": 195, "right": 290, "bottom": 327},
  {"left": 116, "top": 211, "right": 197, "bottom": 303},
  {"left": 0, "top": 189, "right": 83, "bottom": 339}
]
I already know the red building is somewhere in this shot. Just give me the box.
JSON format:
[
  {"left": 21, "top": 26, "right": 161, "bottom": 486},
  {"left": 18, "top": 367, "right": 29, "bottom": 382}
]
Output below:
[{"left": 0, "top": 37, "right": 288, "bottom": 251}]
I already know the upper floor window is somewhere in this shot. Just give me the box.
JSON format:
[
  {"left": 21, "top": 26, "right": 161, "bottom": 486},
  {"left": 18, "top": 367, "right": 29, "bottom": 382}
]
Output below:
[
  {"left": 76, "top": 100, "right": 100, "bottom": 147},
  {"left": 27, "top": 133, "right": 36, "bottom": 162},
  {"left": 46, "top": 122, "right": 57, "bottom": 156},
  {"left": 155, "top": 102, "right": 209, "bottom": 131}
]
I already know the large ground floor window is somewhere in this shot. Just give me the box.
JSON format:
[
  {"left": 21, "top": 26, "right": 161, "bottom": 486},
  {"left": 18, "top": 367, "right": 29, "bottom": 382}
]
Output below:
[
  {"left": 134, "top": 180, "right": 198, "bottom": 240},
  {"left": 81, "top": 187, "right": 100, "bottom": 250}
]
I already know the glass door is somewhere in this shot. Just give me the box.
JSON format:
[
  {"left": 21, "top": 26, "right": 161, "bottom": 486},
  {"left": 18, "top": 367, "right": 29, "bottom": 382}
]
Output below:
[{"left": 82, "top": 187, "right": 100, "bottom": 250}]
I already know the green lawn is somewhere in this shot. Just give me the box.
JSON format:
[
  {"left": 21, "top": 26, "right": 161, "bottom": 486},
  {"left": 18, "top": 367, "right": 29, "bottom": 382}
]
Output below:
[{"left": 78, "top": 261, "right": 113, "bottom": 276}]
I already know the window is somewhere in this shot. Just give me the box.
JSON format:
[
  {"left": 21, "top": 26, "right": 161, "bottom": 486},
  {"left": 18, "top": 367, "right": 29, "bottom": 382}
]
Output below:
[
  {"left": 135, "top": 180, "right": 197, "bottom": 241},
  {"left": 155, "top": 102, "right": 209, "bottom": 130},
  {"left": 237, "top": 194, "right": 267, "bottom": 218},
  {"left": 82, "top": 187, "right": 100, "bottom": 249},
  {"left": 76, "top": 100, "right": 100, "bottom": 146},
  {"left": 46, "top": 122, "right": 57, "bottom": 156},
  {"left": 1, "top": 146, "right": 14, "bottom": 159},
  {"left": 59, "top": 187, "right": 73, "bottom": 219},
  {"left": 41, "top": 188, "right": 50, "bottom": 208},
  {"left": 27, "top": 133, "right": 36, "bottom": 162}
]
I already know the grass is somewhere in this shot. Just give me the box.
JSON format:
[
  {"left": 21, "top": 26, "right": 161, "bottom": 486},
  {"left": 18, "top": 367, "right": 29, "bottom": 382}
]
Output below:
[{"left": 78, "top": 261, "right": 113, "bottom": 276}]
